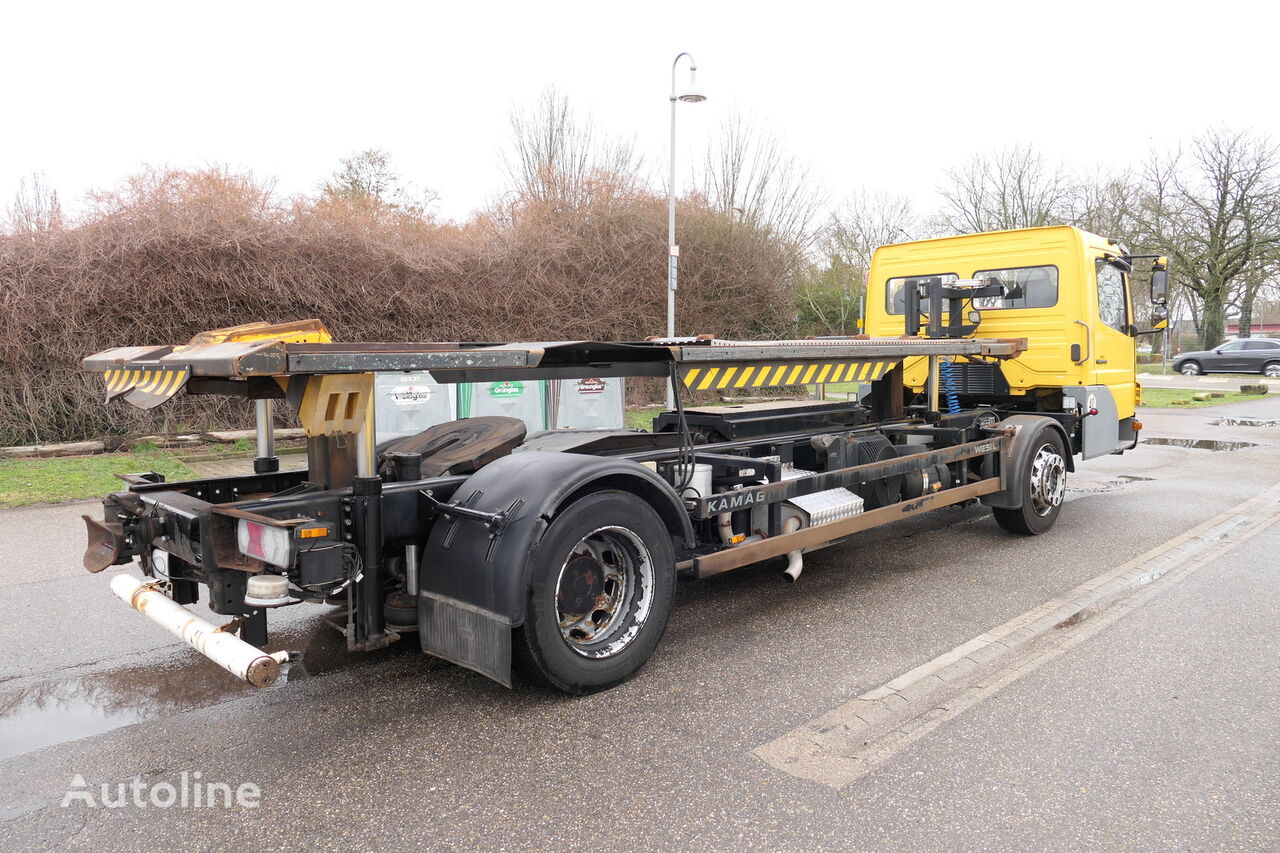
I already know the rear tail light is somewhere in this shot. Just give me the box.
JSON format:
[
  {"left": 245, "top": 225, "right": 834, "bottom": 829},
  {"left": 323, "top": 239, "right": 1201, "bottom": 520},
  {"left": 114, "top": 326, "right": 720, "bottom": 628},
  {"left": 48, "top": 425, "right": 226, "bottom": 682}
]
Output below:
[{"left": 236, "top": 520, "right": 293, "bottom": 568}]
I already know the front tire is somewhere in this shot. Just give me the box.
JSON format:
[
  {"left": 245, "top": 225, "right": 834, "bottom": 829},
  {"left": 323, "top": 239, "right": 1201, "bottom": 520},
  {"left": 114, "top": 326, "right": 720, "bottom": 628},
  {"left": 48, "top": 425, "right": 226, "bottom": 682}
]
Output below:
[
  {"left": 993, "top": 430, "right": 1067, "bottom": 535},
  {"left": 514, "top": 490, "right": 675, "bottom": 694},
  {"left": 1180, "top": 361, "right": 1202, "bottom": 376}
]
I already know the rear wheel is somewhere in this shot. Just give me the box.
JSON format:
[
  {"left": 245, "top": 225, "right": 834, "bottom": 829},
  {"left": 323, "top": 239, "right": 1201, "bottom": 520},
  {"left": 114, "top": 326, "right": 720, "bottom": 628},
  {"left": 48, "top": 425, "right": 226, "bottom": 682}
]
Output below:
[
  {"left": 993, "top": 430, "right": 1067, "bottom": 535},
  {"left": 1264, "top": 361, "right": 1280, "bottom": 379},
  {"left": 514, "top": 490, "right": 675, "bottom": 694},
  {"left": 1180, "top": 361, "right": 1202, "bottom": 376}
]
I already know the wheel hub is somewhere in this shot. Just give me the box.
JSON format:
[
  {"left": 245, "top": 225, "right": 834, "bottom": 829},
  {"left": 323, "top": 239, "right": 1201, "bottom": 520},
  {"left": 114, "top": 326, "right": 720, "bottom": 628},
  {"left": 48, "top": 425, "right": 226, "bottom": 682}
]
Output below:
[
  {"left": 1029, "top": 445, "right": 1066, "bottom": 516},
  {"left": 558, "top": 554, "right": 606, "bottom": 618},
  {"left": 554, "top": 526, "right": 654, "bottom": 657}
]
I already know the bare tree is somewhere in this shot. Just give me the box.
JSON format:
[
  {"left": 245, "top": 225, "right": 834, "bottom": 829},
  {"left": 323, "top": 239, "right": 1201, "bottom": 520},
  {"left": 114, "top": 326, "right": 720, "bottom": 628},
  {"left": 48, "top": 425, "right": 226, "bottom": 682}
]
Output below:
[
  {"left": 1135, "top": 129, "right": 1280, "bottom": 348},
  {"left": 700, "top": 113, "right": 825, "bottom": 249},
  {"left": 503, "top": 88, "right": 643, "bottom": 211},
  {"left": 5, "top": 173, "right": 63, "bottom": 235},
  {"left": 1070, "top": 171, "right": 1141, "bottom": 240},
  {"left": 937, "top": 144, "right": 1075, "bottom": 234},
  {"left": 799, "top": 192, "right": 918, "bottom": 335},
  {"left": 320, "top": 149, "right": 436, "bottom": 216},
  {"left": 1234, "top": 259, "right": 1280, "bottom": 337}
]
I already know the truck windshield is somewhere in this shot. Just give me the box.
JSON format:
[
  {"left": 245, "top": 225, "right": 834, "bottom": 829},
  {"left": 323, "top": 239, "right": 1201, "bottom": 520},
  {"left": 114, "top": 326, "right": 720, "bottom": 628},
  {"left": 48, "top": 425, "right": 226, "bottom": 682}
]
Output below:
[{"left": 1096, "top": 261, "right": 1128, "bottom": 331}]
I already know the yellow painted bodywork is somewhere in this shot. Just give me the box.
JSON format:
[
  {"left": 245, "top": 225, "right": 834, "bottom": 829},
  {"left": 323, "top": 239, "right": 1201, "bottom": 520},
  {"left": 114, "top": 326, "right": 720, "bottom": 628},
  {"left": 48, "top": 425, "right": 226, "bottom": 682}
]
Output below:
[
  {"left": 298, "top": 373, "right": 375, "bottom": 437},
  {"left": 863, "top": 225, "right": 1137, "bottom": 418},
  {"left": 187, "top": 319, "right": 333, "bottom": 346}
]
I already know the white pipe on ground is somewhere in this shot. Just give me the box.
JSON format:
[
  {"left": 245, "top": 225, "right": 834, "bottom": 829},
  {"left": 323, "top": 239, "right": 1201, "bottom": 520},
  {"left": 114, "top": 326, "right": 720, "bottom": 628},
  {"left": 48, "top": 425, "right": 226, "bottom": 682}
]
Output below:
[
  {"left": 109, "top": 574, "right": 290, "bottom": 688},
  {"left": 781, "top": 516, "right": 805, "bottom": 582}
]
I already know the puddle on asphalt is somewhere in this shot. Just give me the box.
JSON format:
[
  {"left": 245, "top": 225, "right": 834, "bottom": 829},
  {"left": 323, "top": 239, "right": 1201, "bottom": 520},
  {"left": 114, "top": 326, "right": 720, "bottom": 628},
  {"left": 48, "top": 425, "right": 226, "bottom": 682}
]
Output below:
[
  {"left": 1142, "top": 438, "right": 1260, "bottom": 451},
  {"left": 1212, "top": 416, "right": 1279, "bottom": 428},
  {"left": 0, "top": 613, "right": 414, "bottom": 762},
  {"left": 1065, "top": 473, "right": 1154, "bottom": 499}
]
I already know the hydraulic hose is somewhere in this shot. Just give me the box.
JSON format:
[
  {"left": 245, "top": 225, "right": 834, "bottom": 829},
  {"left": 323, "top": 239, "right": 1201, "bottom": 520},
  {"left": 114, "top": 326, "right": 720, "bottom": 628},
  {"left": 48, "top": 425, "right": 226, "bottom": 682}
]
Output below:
[{"left": 940, "top": 358, "right": 962, "bottom": 415}]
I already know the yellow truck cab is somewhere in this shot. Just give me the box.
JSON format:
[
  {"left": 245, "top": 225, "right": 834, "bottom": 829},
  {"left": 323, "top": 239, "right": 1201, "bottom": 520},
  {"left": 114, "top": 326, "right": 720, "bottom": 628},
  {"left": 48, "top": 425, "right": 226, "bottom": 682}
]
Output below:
[{"left": 865, "top": 225, "right": 1166, "bottom": 460}]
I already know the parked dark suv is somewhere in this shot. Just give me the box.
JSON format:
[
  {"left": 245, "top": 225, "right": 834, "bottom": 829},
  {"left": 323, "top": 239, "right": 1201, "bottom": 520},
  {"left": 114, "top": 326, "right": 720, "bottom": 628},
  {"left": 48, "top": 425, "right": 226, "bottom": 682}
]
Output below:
[{"left": 1173, "top": 338, "right": 1280, "bottom": 377}]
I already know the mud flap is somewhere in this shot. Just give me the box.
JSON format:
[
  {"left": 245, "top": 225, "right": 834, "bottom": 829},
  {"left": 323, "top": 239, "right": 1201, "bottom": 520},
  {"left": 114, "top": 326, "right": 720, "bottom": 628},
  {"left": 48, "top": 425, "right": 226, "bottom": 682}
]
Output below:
[{"left": 418, "top": 592, "right": 513, "bottom": 687}]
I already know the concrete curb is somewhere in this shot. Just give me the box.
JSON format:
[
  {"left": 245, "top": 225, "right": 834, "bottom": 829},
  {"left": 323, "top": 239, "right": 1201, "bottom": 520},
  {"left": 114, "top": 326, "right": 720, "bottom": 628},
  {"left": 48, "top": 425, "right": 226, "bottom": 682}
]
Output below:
[
  {"left": 0, "top": 429, "right": 307, "bottom": 459},
  {"left": 0, "top": 441, "right": 106, "bottom": 459},
  {"left": 754, "top": 483, "right": 1280, "bottom": 787}
]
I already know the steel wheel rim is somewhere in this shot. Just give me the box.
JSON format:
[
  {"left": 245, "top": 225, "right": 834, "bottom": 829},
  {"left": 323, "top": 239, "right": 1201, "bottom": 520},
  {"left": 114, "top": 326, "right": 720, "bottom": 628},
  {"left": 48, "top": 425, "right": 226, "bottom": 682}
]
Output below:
[
  {"left": 1181, "top": 364, "right": 1198, "bottom": 375},
  {"left": 1028, "top": 444, "right": 1066, "bottom": 516},
  {"left": 554, "top": 525, "right": 655, "bottom": 658}
]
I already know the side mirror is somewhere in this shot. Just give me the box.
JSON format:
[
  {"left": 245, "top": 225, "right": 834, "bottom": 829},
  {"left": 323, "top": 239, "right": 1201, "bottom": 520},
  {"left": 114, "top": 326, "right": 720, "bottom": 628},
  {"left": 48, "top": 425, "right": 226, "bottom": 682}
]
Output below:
[{"left": 1150, "top": 269, "right": 1169, "bottom": 305}]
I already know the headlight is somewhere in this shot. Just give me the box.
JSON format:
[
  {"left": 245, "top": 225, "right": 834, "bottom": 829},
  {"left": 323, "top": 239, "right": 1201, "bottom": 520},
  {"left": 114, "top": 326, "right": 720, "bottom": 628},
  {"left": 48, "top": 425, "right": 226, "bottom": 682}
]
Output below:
[{"left": 236, "top": 519, "right": 293, "bottom": 569}]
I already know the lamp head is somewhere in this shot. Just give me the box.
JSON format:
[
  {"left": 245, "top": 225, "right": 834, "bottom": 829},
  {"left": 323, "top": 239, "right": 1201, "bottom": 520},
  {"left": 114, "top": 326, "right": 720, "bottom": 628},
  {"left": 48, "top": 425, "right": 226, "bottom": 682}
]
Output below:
[{"left": 677, "top": 65, "right": 707, "bottom": 103}]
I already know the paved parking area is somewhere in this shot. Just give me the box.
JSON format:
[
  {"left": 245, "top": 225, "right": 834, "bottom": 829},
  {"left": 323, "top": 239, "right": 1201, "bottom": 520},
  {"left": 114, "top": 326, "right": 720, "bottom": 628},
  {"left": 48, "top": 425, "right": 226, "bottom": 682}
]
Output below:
[{"left": 2, "top": 401, "right": 1277, "bottom": 849}]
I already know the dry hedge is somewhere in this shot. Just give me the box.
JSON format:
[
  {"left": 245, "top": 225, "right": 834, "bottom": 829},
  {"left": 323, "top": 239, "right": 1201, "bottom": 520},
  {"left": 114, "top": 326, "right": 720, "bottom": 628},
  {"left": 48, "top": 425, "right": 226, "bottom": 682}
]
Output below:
[{"left": 0, "top": 169, "right": 801, "bottom": 445}]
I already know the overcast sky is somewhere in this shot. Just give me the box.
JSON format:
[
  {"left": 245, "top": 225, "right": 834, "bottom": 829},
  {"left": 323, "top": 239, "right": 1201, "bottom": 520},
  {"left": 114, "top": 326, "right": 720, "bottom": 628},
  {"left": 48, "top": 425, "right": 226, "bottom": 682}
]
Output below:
[{"left": 3, "top": 0, "right": 1277, "bottom": 224}]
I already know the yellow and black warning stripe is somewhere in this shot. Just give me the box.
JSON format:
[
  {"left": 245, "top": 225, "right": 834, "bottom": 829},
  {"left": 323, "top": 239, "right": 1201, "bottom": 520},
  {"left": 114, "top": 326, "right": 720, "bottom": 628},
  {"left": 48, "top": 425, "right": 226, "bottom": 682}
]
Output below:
[
  {"left": 102, "top": 368, "right": 190, "bottom": 410},
  {"left": 680, "top": 359, "right": 901, "bottom": 391}
]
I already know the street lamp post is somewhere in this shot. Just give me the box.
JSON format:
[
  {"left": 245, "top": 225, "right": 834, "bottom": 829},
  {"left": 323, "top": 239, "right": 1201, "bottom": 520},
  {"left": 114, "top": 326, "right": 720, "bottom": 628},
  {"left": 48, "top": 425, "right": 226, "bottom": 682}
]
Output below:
[{"left": 666, "top": 51, "right": 706, "bottom": 410}]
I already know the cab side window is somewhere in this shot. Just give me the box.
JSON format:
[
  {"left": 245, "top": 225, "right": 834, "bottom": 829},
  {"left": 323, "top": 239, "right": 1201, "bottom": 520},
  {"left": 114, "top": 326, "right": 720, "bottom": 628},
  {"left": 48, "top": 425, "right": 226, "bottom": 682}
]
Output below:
[
  {"left": 885, "top": 273, "right": 958, "bottom": 315},
  {"left": 1096, "top": 262, "right": 1127, "bottom": 331},
  {"left": 971, "top": 265, "right": 1059, "bottom": 310}
]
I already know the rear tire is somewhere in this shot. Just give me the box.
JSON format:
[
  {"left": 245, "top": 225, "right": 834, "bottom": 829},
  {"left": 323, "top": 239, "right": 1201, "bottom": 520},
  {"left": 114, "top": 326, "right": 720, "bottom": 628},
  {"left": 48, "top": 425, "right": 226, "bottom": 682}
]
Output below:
[
  {"left": 514, "top": 490, "right": 675, "bottom": 694},
  {"left": 1264, "top": 361, "right": 1280, "bottom": 379},
  {"left": 1179, "top": 361, "right": 1202, "bottom": 376},
  {"left": 993, "top": 429, "right": 1067, "bottom": 535}
]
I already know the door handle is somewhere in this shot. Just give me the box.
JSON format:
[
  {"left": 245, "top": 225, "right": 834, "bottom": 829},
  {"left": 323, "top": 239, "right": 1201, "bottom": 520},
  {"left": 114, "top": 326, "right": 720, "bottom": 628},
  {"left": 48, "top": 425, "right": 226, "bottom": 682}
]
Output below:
[
  {"left": 1095, "top": 358, "right": 1108, "bottom": 365},
  {"left": 1073, "top": 320, "right": 1091, "bottom": 366}
]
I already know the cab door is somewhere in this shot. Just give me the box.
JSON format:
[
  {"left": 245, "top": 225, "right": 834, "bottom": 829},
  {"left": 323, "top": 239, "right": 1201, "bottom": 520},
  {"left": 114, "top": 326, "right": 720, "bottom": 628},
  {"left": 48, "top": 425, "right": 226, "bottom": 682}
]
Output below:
[{"left": 1090, "top": 258, "right": 1137, "bottom": 418}]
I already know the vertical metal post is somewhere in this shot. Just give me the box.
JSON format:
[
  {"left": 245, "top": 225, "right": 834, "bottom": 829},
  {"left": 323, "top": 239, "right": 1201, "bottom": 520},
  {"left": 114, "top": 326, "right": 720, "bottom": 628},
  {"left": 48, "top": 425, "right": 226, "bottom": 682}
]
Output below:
[
  {"left": 352, "top": 377, "right": 388, "bottom": 648},
  {"left": 666, "top": 89, "right": 679, "bottom": 412},
  {"left": 253, "top": 399, "right": 279, "bottom": 474},
  {"left": 665, "top": 51, "right": 704, "bottom": 411},
  {"left": 355, "top": 382, "right": 376, "bottom": 478},
  {"left": 404, "top": 543, "right": 420, "bottom": 597}
]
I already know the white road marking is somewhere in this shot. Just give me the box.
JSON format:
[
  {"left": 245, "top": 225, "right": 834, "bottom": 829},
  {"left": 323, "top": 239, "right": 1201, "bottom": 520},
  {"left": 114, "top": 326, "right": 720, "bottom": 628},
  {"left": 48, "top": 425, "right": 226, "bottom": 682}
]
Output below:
[{"left": 752, "top": 484, "right": 1280, "bottom": 788}]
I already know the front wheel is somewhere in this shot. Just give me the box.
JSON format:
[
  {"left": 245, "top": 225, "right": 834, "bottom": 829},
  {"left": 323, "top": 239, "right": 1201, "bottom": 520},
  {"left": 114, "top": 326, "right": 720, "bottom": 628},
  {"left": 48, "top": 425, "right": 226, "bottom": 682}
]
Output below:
[
  {"left": 514, "top": 490, "right": 675, "bottom": 694},
  {"left": 992, "top": 430, "right": 1067, "bottom": 535},
  {"left": 1264, "top": 362, "right": 1280, "bottom": 379},
  {"left": 1180, "top": 361, "right": 1202, "bottom": 376}
]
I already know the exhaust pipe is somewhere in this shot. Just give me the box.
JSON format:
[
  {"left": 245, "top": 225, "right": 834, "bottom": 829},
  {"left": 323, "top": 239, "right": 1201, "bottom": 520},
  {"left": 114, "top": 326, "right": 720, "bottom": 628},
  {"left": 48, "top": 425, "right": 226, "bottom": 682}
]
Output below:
[
  {"left": 781, "top": 516, "right": 804, "bottom": 582},
  {"left": 110, "top": 574, "right": 290, "bottom": 687}
]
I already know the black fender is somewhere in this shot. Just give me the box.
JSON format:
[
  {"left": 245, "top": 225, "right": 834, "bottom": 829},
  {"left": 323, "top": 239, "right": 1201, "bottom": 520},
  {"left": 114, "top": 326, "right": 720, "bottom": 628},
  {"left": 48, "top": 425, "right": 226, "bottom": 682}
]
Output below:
[
  {"left": 980, "top": 415, "right": 1074, "bottom": 510},
  {"left": 416, "top": 451, "right": 693, "bottom": 686}
]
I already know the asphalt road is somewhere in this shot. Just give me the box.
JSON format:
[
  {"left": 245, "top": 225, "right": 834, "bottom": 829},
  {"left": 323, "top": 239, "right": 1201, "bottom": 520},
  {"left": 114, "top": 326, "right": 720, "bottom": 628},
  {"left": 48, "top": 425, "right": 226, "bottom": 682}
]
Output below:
[{"left": 1, "top": 400, "right": 1278, "bottom": 850}]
